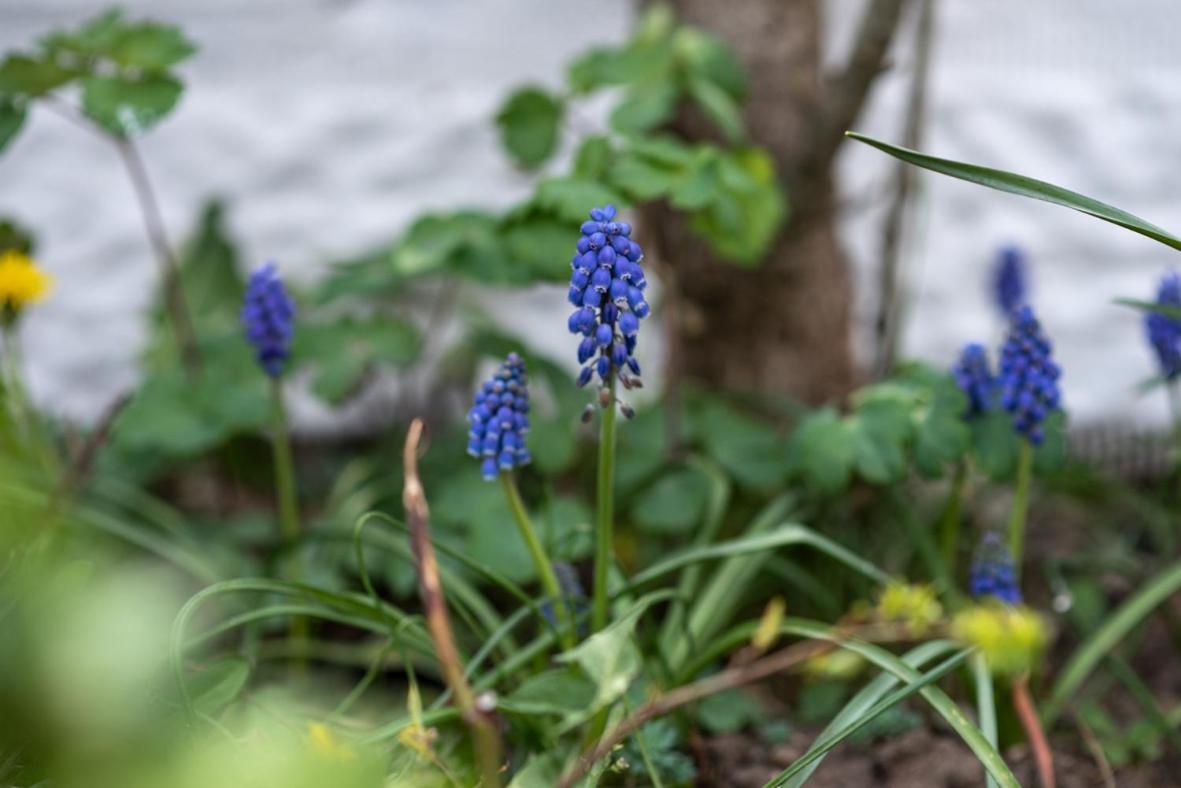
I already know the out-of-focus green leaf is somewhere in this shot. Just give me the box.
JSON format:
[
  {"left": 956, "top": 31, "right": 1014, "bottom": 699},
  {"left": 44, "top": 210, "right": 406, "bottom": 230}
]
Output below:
[
  {"left": 674, "top": 27, "right": 745, "bottom": 98},
  {"left": 0, "top": 98, "right": 27, "bottom": 152},
  {"left": 787, "top": 409, "right": 855, "bottom": 495},
  {"left": 500, "top": 217, "right": 571, "bottom": 282},
  {"left": 0, "top": 54, "right": 73, "bottom": 96},
  {"left": 502, "top": 667, "right": 595, "bottom": 718},
  {"left": 294, "top": 316, "right": 420, "bottom": 405},
  {"left": 696, "top": 687, "right": 764, "bottom": 733},
  {"left": 610, "top": 78, "right": 678, "bottom": 134},
  {"left": 106, "top": 21, "right": 196, "bottom": 70},
  {"left": 1115, "top": 297, "right": 1181, "bottom": 322},
  {"left": 970, "top": 410, "right": 1019, "bottom": 480},
  {"left": 687, "top": 147, "right": 786, "bottom": 265},
  {"left": 686, "top": 76, "right": 744, "bottom": 143},
  {"left": 532, "top": 176, "right": 627, "bottom": 224},
  {"left": 630, "top": 466, "right": 709, "bottom": 535},
  {"left": 81, "top": 73, "right": 183, "bottom": 136},
  {"left": 690, "top": 400, "right": 787, "bottom": 491},
  {"left": 572, "top": 135, "right": 613, "bottom": 179},
  {"left": 849, "top": 132, "right": 1181, "bottom": 252},
  {"left": 495, "top": 86, "right": 565, "bottom": 169}
]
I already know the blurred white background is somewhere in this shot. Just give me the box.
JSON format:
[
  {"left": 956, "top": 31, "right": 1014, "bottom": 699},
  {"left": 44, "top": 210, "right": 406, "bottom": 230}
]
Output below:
[{"left": 2, "top": 0, "right": 1180, "bottom": 428}]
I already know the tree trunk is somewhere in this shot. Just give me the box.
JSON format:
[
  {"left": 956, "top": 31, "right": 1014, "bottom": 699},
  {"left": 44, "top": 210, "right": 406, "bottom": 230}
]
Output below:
[{"left": 648, "top": 0, "right": 869, "bottom": 406}]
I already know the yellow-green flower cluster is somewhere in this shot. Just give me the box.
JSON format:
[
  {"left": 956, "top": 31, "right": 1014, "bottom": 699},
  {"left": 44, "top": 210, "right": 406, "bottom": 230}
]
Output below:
[
  {"left": 952, "top": 603, "right": 1047, "bottom": 676},
  {"left": 0, "top": 250, "right": 52, "bottom": 322},
  {"left": 876, "top": 581, "right": 943, "bottom": 635}
]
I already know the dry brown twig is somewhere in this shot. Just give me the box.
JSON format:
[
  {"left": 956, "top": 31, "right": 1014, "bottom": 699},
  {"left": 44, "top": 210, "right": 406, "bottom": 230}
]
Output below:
[{"left": 403, "top": 419, "right": 502, "bottom": 787}]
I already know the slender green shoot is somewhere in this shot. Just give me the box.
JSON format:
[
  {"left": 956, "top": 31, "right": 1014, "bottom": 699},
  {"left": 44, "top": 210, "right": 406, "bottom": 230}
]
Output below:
[
  {"left": 1006, "top": 439, "right": 1033, "bottom": 570},
  {"left": 592, "top": 376, "right": 618, "bottom": 634},
  {"left": 270, "top": 378, "right": 306, "bottom": 663},
  {"left": 973, "top": 653, "right": 999, "bottom": 788},
  {"left": 939, "top": 462, "right": 967, "bottom": 571},
  {"left": 500, "top": 472, "right": 575, "bottom": 650}
]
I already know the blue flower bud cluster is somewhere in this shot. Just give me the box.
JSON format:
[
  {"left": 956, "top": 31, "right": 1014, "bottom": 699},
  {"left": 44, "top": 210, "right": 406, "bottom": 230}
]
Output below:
[
  {"left": 969, "top": 532, "right": 1022, "bottom": 604},
  {"left": 467, "top": 353, "right": 532, "bottom": 480},
  {"left": 993, "top": 245, "right": 1027, "bottom": 317},
  {"left": 951, "top": 342, "right": 996, "bottom": 416},
  {"left": 565, "top": 205, "right": 649, "bottom": 388},
  {"left": 998, "top": 306, "right": 1061, "bottom": 445},
  {"left": 242, "top": 262, "right": 295, "bottom": 377},
  {"left": 542, "top": 562, "right": 589, "bottom": 634},
  {"left": 1145, "top": 271, "right": 1181, "bottom": 380}
]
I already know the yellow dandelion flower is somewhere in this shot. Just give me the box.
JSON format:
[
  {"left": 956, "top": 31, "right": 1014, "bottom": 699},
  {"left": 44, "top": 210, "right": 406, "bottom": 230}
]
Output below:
[
  {"left": 876, "top": 581, "right": 943, "bottom": 635},
  {"left": 0, "top": 251, "right": 52, "bottom": 317}
]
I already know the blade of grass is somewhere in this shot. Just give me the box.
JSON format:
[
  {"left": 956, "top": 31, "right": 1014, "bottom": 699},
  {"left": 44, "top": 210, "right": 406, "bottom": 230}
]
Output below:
[
  {"left": 1045, "top": 557, "right": 1181, "bottom": 724},
  {"left": 974, "top": 653, "right": 999, "bottom": 788}
]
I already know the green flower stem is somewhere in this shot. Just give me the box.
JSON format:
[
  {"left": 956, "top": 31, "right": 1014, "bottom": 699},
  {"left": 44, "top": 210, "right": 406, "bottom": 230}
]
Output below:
[
  {"left": 270, "top": 379, "right": 306, "bottom": 660},
  {"left": 591, "top": 376, "right": 618, "bottom": 634},
  {"left": 938, "top": 461, "right": 967, "bottom": 573},
  {"left": 1167, "top": 380, "right": 1181, "bottom": 503},
  {"left": 1006, "top": 439, "right": 1033, "bottom": 572},
  {"left": 499, "top": 472, "right": 575, "bottom": 650}
]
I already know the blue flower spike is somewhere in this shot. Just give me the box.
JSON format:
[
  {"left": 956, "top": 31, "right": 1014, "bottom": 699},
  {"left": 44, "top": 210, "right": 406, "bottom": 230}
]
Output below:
[
  {"left": 467, "top": 353, "right": 532, "bottom": 481},
  {"left": 952, "top": 342, "right": 996, "bottom": 416},
  {"left": 998, "top": 306, "right": 1061, "bottom": 446},
  {"left": 993, "top": 245, "right": 1027, "bottom": 318},
  {"left": 565, "top": 204, "right": 647, "bottom": 417},
  {"left": 242, "top": 262, "right": 296, "bottom": 377},
  {"left": 969, "top": 531, "right": 1022, "bottom": 604},
  {"left": 1145, "top": 271, "right": 1181, "bottom": 380}
]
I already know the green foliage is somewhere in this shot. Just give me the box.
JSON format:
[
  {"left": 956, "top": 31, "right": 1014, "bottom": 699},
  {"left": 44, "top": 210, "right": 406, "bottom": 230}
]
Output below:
[
  {"left": 496, "top": 86, "right": 565, "bottom": 169},
  {"left": 0, "top": 8, "right": 194, "bottom": 146}
]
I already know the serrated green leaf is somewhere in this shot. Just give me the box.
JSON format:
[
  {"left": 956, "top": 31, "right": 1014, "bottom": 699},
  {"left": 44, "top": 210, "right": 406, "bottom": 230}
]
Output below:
[
  {"left": 495, "top": 86, "right": 565, "bottom": 169},
  {"left": 41, "top": 9, "right": 124, "bottom": 58},
  {"left": 630, "top": 466, "right": 709, "bottom": 535},
  {"left": 0, "top": 54, "right": 73, "bottom": 96},
  {"left": 849, "top": 132, "right": 1181, "bottom": 252},
  {"left": 81, "top": 73, "right": 183, "bottom": 136},
  {"left": 0, "top": 98, "right": 27, "bottom": 152},
  {"left": 500, "top": 217, "right": 571, "bottom": 282},
  {"left": 674, "top": 28, "right": 745, "bottom": 98}
]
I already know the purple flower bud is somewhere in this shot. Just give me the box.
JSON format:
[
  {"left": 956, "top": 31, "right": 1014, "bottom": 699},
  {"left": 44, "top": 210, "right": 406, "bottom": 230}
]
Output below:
[
  {"left": 242, "top": 263, "right": 295, "bottom": 377},
  {"left": 595, "top": 323, "right": 613, "bottom": 347},
  {"left": 467, "top": 354, "right": 531, "bottom": 479}
]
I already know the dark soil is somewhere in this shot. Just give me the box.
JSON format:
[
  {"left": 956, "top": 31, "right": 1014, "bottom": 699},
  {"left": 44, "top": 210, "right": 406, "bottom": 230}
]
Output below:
[{"left": 697, "top": 725, "right": 1178, "bottom": 787}]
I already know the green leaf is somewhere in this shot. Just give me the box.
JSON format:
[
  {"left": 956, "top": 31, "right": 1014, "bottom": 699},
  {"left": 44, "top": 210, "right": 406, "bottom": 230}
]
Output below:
[
  {"left": 696, "top": 687, "right": 764, "bottom": 733},
  {"left": 527, "top": 416, "right": 577, "bottom": 475},
  {"left": 500, "top": 217, "right": 572, "bottom": 282},
  {"left": 294, "top": 317, "right": 421, "bottom": 405},
  {"left": 1032, "top": 410, "right": 1067, "bottom": 472},
  {"left": 1045, "top": 557, "right": 1181, "bottom": 725},
  {"left": 848, "top": 132, "right": 1181, "bottom": 252},
  {"left": 610, "top": 78, "right": 678, "bottom": 134},
  {"left": 970, "top": 410, "right": 1019, "bottom": 480},
  {"left": 1115, "top": 297, "right": 1181, "bottom": 323},
  {"left": 690, "top": 400, "right": 787, "bottom": 491},
  {"left": 41, "top": 9, "right": 125, "bottom": 58},
  {"left": 686, "top": 76, "right": 744, "bottom": 143},
  {"left": 572, "top": 135, "right": 613, "bottom": 179},
  {"left": 674, "top": 28, "right": 745, "bottom": 98},
  {"left": 850, "top": 415, "right": 907, "bottom": 484},
  {"left": 107, "top": 21, "right": 196, "bottom": 70},
  {"left": 532, "top": 176, "right": 627, "bottom": 224},
  {"left": 0, "top": 98, "right": 27, "bottom": 152},
  {"left": 787, "top": 409, "right": 855, "bottom": 495},
  {"left": 0, "top": 54, "right": 73, "bottom": 96},
  {"left": 687, "top": 147, "right": 786, "bottom": 265},
  {"left": 502, "top": 667, "right": 595, "bottom": 718},
  {"left": 392, "top": 210, "right": 503, "bottom": 281},
  {"left": 186, "top": 657, "right": 250, "bottom": 715},
  {"left": 81, "top": 73, "right": 183, "bottom": 136},
  {"left": 630, "top": 466, "right": 709, "bottom": 535},
  {"left": 555, "top": 592, "right": 667, "bottom": 728},
  {"left": 495, "top": 86, "right": 565, "bottom": 169}
]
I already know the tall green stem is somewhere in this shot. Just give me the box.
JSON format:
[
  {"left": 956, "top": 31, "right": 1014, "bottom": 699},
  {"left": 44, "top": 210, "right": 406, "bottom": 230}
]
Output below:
[
  {"left": 938, "top": 462, "right": 966, "bottom": 572},
  {"left": 270, "top": 379, "right": 305, "bottom": 660},
  {"left": 1167, "top": 381, "right": 1181, "bottom": 504},
  {"left": 500, "top": 472, "right": 575, "bottom": 650},
  {"left": 1006, "top": 440, "right": 1033, "bottom": 572},
  {"left": 592, "top": 377, "right": 618, "bottom": 634}
]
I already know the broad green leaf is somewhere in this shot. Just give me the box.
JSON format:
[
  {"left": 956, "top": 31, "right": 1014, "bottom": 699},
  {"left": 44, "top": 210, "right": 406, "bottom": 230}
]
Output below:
[
  {"left": 107, "top": 21, "right": 196, "bottom": 70},
  {"left": 495, "top": 86, "right": 565, "bottom": 169},
  {"left": 81, "top": 73, "right": 183, "bottom": 136},
  {"left": 572, "top": 135, "right": 613, "bottom": 179},
  {"left": 508, "top": 753, "right": 564, "bottom": 788},
  {"left": 41, "top": 9, "right": 125, "bottom": 58},
  {"left": 531, "top": 176, "right": 627, "bottom": 224},
  {"left": 392, "top": 210, "right": 503, "bottom": 281},
  {"left": 500, "top": 217, "right": 571, "bottom": 282},
  {"left": 0, "top": 54, "right": 73, "bottom": 96},
  {"left": 786, "top": 409, "right": 855, "bottom": 495},
  {"left": 850, "top": 415, "right": 907, "bottom": 484},
  {"left": 686, "top": 75, "right": 745, "bottom": 143},
  {"left": 970, "top": 409, "right": 1019, "bottom": 480},
  {"left": 294, "top": 317, "right": 420, "bottom": 404},
  {"left": 688, "top": 147, "right": 786, "bottom": 265},
  {"left": 527, "top": 416, "right": 576, "bottom": 475},
  {"left": 674, "top": 27, "right": 745, "bottom": 98},
  {"left": 630, "top": 466, "right": 709, "bottom": 535},
  {"left": 502, "top": 667, "right": 595, "bottom": 718},
  {"left": 690, "top": 400, "right": 787, "bottom": 491},
  {"left": 696, "top": 687, "right": 764, "bottom": 733},
  {"left": 610, "top": 78, "right": 678, "bottom": 134},
  {"left": 0, "top": 98, "right": 27, "bottom": 152},
  {"left": 849, "top": 132, "right": 1181, "bottom": 252}
]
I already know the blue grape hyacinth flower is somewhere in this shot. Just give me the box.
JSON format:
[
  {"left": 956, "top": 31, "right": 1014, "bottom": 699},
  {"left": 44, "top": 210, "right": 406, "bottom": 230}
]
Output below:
[
  {"left": 993, "top": 245, "right": 1027, "bottom": 317},
  {"left": 952, "top": 342, "right": 996, "bottom": 416},
  {"left": 1145, "top": 271, "right": 1181, "bottom": 380},
  {"left": 466, "top": 353, "right": 532, "bottom": 481},
  {"left": 998, "top": 306, "right": 1061, "bottom": 445},
  {"left": 969, "top": 532, "right": 1022, "bottom": 604},
  {"left": 242, "top": 262, "right": 295, "bottom": 377},
  {"left": 565, "top": 204, "right": 648, "bottom": 390}
]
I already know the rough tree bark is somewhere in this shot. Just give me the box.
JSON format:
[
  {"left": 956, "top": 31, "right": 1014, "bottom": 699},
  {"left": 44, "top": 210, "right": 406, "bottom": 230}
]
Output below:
[{"left": 647, "top": 0, "right": 908, "bottom": 406}]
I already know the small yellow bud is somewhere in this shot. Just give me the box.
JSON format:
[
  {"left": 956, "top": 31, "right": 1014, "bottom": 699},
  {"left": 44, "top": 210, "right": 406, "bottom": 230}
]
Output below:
[
  {"left": 876, "top": 581, "right": 943, "bottom": 635},
  {"left": 952, "top": 603, "right": 1048, "bottom": 676},
  {"left": 752, "top": 596, "right": 786, "bottom": 651}
]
